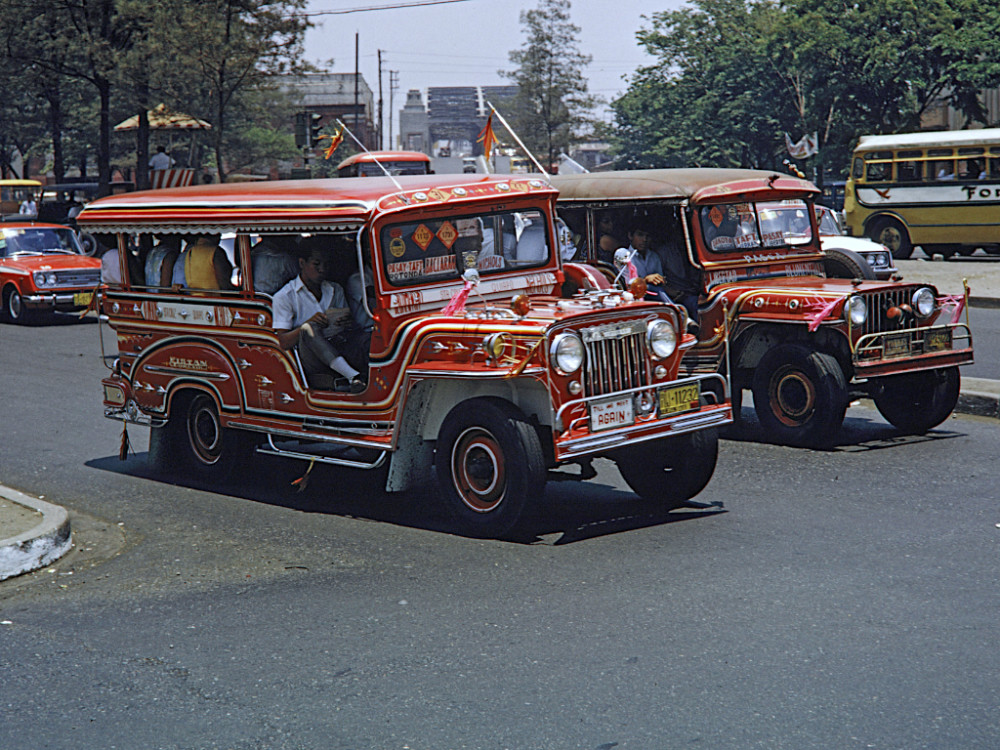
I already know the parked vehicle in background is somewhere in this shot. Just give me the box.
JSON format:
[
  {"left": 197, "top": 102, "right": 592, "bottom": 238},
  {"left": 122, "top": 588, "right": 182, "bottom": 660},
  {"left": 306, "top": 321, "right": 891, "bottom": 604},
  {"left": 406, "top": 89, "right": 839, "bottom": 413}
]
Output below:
[
  {"left": 78, "top": 174, "right": 731, "bottom": 537},
  {"left": 844, "top": 127, "right": 1000, "bottom": 258},
  {"left": 554, "top": 168, "right": 974, "bottom": 448},
  {"left": 0, "top": 179, "right": 42, "bottom": 216},
  {"left": 0, "top": 220, "right": 101, "bottom": 323},
  {"left": 38, "top": 182, "right": 135, "bottom": 256},
  {"left": 336, "top": 150, "right": 432, "bottom": 177},
  {"left": 815, "top": 204, "right": 896, "bottom": 281}
]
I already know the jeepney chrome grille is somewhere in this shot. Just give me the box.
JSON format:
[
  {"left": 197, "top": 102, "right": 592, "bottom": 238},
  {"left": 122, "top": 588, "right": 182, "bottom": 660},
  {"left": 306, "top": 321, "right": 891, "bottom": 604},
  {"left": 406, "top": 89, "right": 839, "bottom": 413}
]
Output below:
[
  {"left": 580, "top": 321, "right": 651, "bottom": 397},
  {"left": 53, "top": 269, "right": 101, "bottom": 288},
  {"left": 859, "top": 287, "right": 920, "bottom": 336}
]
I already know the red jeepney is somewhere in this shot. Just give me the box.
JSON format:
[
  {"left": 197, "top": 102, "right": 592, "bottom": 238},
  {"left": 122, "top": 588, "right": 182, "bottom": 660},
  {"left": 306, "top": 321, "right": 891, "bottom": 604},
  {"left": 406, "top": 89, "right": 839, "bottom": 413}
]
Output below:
[
  {"left": 554, "top": 168, "right": 975, "bottom": 448},
  {"left": 79, "top": 174, "right": 731, "bottom": 536}
]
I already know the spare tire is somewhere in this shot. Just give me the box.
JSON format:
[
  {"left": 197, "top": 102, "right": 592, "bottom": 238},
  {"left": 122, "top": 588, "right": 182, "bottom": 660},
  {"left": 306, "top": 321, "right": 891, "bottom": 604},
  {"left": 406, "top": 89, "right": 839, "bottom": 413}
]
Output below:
[{"left": 823, "top": 246, "right": 876, "bottom": 280}]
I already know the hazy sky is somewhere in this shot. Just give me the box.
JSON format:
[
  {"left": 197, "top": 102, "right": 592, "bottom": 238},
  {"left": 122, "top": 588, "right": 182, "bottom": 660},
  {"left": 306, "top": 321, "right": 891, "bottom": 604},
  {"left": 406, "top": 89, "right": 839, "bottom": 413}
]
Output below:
[{"left": 302, "top": 0, "right": 687, "bottom": 136}]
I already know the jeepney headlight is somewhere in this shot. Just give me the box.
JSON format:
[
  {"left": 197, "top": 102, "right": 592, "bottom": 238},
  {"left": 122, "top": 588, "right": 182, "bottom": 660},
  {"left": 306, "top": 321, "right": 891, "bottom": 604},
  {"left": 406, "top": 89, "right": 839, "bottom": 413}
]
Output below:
[
  {"left": 912, "top": 287, "right": 935, "bottom": 317},
  {"left": 847, "top": 296, "right": 868, "bottom": 326},
  {"left": 647, "top": 319, "right": 677, "bottom": 360},
  {"left": 550, "top": 332, "right": 584, "bottom": 375}
]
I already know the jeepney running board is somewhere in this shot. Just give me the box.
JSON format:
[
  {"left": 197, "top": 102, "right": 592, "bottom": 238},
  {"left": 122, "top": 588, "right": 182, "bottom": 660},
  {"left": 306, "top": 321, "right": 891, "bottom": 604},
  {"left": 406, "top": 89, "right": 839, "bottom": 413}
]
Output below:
[{"left": 256, "top": 434, "right": 389, "bottom": 470}]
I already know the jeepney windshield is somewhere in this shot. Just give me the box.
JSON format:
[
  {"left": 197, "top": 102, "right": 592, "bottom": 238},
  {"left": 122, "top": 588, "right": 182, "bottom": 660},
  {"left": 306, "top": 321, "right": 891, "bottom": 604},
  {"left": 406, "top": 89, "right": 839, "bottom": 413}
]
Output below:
[
  {"left": 699, "top": 199, "right": 814, "bottom": 254},
  {"left": 381, "top": 208, "right": 551, "bottom": 286}
]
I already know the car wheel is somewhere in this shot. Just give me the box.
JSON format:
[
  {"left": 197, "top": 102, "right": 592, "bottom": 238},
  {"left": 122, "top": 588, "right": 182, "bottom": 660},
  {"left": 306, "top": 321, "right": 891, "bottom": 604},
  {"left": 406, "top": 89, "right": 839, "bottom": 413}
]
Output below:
[
  {"left": 435, "top": 398, "right": 545, "bottom": 538},
  {"left": 614, "top": 427, "right": 719, "bottom": 506},
  {"left": 823, "top": 246, "right": 877, "bottom": 280},
  {"left": 751, "top": 343, "right": 848, "bottom": 448},
  {"left": 868, "top": 217, "right": 913, "bottom": 259},
  {"left": 78, "top": 232, "right": 99, "bottom": 256},
  {"left": 873, "top": 367, "right": 960, "bottom": 434},
  {"left": 3, "top": 286, "right": 32, "bottom": 324}
]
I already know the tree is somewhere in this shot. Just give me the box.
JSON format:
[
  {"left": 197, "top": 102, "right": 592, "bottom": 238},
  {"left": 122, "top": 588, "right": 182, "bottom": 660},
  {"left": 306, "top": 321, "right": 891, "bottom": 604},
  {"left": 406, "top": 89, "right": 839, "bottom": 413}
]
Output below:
[
  {"left": 501, "top": 0, "right": 598, "bottom": 170},
  {"left": 612, "top": 0, "right": 1000, "bottom": 177}
]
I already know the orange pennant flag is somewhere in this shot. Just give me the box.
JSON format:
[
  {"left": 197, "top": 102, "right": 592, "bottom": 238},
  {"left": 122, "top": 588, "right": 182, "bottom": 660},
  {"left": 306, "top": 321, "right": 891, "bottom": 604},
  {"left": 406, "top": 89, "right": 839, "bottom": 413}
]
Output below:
[
  {"left": 477, "top": 111, "right": 497, "bottom": 161},
  {"left": 318, "top": 128, "right": 344, "bottom": 160}
]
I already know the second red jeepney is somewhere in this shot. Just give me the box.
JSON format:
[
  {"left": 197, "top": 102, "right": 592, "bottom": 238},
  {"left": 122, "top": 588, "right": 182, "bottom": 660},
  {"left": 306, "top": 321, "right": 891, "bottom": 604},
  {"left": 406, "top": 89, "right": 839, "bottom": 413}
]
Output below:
[
  {"left": 553, "top": 168, "right": 974, "bottom": 448},
  {"left": 79, "top": 174, "right": 731, "bottom": 536}
]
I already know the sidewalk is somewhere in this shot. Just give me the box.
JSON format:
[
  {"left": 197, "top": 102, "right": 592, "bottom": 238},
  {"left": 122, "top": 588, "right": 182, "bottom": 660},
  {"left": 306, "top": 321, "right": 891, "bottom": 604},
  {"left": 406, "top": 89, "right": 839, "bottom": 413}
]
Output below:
[{"left": 2, "top": 256, "right": 997, "bottom": 581}]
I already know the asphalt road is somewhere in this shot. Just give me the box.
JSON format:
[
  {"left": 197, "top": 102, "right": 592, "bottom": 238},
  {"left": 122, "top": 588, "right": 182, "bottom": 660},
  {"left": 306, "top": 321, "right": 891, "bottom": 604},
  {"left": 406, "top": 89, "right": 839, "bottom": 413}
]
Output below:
[{"left": 2, "top": 318, "right": 1000, "bottom": 749}]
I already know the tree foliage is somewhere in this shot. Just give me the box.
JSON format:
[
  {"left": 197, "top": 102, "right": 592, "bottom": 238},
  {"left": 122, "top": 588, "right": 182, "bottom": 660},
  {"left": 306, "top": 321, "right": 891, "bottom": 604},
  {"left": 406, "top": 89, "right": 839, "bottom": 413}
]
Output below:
[
  {"left": 613, "top": 0, "right": 1000, "bottom": 178},
  {"left": 501, "top": 0, "right": 599, "bottom": 170}
]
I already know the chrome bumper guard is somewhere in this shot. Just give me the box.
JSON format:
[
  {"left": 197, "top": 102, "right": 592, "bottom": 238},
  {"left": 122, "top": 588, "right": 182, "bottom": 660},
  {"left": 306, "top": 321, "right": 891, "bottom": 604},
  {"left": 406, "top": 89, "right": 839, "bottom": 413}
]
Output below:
[{"left": 853, "top": 323, "right": 972, "bottom": 363}]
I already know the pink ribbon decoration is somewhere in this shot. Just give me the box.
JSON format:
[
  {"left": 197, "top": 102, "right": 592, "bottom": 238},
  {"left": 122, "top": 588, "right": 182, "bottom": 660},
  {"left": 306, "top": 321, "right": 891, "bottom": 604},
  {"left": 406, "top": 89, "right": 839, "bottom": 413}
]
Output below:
[
  {"left": 936, "top": 294, "right": 966, "bottom": 324},
  {"left": 805, "top": 297, "right": 841, "bottom": 332},
  {"left": 441, "top": 279, "right": 474, "bottom": 316}
]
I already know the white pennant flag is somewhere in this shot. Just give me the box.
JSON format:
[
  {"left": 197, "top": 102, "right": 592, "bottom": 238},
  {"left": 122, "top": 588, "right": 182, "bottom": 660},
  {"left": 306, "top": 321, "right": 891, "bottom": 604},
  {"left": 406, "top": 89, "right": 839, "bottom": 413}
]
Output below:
[{"left": 785, "top": 131, "right": 818, "bottom": 159}]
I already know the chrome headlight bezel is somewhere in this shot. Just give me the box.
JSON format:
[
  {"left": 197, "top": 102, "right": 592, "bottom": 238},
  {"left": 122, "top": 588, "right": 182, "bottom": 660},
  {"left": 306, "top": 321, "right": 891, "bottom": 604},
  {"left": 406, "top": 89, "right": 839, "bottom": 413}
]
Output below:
[
  {"left": 847, "top": 296, "right": 868, "bottom": 327},
  {"left": 647, "top": 319, "right": 678, "bottom": 360},
  {"left": 33, "top": 271, "right": 50, "bottom": 287},
  {"left": 912, "top": 287, "right": 935, "bottom": 318},
  {"left": 550, "top": 332, "right": 584, "bottom": 375}
]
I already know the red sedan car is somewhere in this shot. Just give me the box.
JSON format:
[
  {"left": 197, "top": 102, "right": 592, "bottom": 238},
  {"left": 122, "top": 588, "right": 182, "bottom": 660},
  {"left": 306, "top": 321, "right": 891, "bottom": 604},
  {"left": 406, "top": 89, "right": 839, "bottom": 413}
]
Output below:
[{"left": 1, "top": 220, "right": 102, "bottom": 323}]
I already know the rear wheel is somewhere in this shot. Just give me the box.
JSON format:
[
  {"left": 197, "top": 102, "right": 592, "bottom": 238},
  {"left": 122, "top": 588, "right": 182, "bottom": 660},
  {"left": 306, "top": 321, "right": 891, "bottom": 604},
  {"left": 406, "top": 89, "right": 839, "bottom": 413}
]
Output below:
[
  {"left": 868, "top": 217, "right": 912, "bottom": 259},
  {"left": 823, "top": 246, "right": 877, "bottom": 280},
  {"left": 150, "top": 391, "right": 253, "bottom": 480},
  {"left": 615, "top": 428, "right": 719, "bottom": 506},
  {"left": 873, "top": 367, "right": 960, "bottom": 434},
  {"left": 751, "top": 343, "right": 848, "bottom": 448},
  {"left": 435, "top": 398, "right": 546, "bottom": 537}
]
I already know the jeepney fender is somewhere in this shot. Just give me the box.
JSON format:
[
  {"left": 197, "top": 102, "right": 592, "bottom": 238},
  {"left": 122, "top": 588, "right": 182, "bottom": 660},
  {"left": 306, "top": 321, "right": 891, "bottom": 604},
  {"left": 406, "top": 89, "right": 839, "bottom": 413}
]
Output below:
[
  {"left": 728, "top": 322, "right": 852, "bottom": 382},
  {"left": 385, "top": 375, "right": 551, "bottom": 493}
]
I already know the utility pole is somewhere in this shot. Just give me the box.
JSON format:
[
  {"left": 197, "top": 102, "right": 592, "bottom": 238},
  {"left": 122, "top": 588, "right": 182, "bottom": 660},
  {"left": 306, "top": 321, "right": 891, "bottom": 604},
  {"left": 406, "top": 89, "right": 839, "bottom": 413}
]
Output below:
[
  {"left": 378, "top": 50, "right": 384, "bottom": 150},
  {"left": 389, "top": 70, "right": 399, "bottom": 149},
  {"left": 354, "top": 33, "right": 360, "bottom": 144}
]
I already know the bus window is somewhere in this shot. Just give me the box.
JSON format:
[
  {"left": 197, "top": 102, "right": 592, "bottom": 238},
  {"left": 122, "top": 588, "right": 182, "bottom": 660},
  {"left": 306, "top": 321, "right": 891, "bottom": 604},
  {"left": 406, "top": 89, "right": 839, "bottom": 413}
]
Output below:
[
  {"left": 928, "top": 148, "right": 955, "bottom": 180},
  {"left": 864, "top": 151, "right": 892, "bottom": 182},
  {"left": 896, "top": 150, "right": 923, "bottom": 182}
]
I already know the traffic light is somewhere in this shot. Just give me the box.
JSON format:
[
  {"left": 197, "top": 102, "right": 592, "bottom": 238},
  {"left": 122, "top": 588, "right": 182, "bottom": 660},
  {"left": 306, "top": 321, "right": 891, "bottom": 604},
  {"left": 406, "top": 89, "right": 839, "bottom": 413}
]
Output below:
[
  {"left": 309, "top": 113, "right": 323, "bottom": 148},
  {"left": 294, "top": 112, "right": 307, "bottom": 149}
]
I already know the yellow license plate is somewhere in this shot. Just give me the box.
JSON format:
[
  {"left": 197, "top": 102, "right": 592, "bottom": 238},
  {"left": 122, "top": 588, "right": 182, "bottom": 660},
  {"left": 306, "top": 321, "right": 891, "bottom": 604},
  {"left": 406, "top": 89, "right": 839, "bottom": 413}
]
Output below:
[
  {"left": 74, "top": 291, "right": 93, "bottom": 307},
  {"left": 924, "top": 329, "right": 951, "bottom": 352},
  {"left": 884, "top": 334, "right": 911, "bottom": 357},
  {"left": 657, "top": 382, "right": 700, "bottom": 417}
]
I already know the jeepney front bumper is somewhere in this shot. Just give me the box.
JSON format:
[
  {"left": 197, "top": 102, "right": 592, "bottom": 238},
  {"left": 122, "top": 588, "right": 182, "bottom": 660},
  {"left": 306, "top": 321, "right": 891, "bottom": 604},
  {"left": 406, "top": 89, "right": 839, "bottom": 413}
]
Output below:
[
  {"left": 552, "top": 372, "right": 732, "bottom": 461},
  {"left": 852, "top": 323, "right": 974, "bottom": 378}
]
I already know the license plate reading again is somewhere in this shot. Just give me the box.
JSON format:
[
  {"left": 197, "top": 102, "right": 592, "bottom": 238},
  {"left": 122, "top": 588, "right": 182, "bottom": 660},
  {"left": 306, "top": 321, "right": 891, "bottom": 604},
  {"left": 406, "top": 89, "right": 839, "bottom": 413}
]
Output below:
[
  {"left": 884, "top": 334, "right": 911, "bottom": 357},
  {"left": 658, "top": 383, "right": 700, "bottom": 417},
  {"left": 590, "top": 396, "right": 635, "bottom": 432}
]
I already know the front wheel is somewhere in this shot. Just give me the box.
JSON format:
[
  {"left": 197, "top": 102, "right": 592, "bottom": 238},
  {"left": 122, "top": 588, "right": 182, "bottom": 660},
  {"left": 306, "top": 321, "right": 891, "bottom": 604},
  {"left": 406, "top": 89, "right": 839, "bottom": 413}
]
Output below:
[
  {"left": 873, "top": 367, "right": 960, "bottom": 434},
  {"left": 435, "top": 398, "right": 546, "bottom": 537},
  {"left": 868, "top": 217, "right": 913, "bottom": 259},
  {"left": 751, "top": 343, "right": 848, "bottom": 448},
  {"left": 3, "top": 286, "right": 32, "bottom": 324},
  {"left": 615, "top": 428, "right": 719, "bottom": 506}
]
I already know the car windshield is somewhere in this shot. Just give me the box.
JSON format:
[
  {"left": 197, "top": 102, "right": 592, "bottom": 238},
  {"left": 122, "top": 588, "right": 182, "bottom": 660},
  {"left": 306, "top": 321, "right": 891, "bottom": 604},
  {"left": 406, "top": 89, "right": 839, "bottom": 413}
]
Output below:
[
  {"left": 381, "top": 208, "right": 551, "bottom": 286},
  {"left": 0, "top": 227, "right": 82, "bottom": 256},
  {"left": 699, "top": 199, "right": 814, "bottom": 253},
  {"left": 814, "top": 206, "right": 843, "bottom": 236}
]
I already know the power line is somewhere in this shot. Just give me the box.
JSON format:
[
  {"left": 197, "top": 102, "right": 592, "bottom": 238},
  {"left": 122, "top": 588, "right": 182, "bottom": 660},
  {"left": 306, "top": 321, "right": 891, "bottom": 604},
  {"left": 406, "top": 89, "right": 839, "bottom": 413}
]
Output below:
[{"left": 302, "top": 0, "right": 474, "bottom": 18}]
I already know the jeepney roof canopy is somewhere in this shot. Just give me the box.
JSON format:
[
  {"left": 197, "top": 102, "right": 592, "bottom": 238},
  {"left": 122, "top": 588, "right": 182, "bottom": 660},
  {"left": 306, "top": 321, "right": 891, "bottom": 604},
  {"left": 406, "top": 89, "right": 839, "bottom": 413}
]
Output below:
[
  {"left": 552, "top": 168, "right": 819, "bottom": 204},
  {"left": 76, "top": 173, "right": 555, "bottom": 234},
  {"left": 336, "top": 150, "right": 431, "bottom": 169}
]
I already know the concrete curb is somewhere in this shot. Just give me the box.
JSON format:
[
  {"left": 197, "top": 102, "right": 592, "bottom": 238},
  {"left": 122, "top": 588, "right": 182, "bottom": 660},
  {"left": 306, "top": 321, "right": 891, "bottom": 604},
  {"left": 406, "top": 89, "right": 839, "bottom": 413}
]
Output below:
[{"left": 0, "top": 486, "right": 73, "bottom": 581}]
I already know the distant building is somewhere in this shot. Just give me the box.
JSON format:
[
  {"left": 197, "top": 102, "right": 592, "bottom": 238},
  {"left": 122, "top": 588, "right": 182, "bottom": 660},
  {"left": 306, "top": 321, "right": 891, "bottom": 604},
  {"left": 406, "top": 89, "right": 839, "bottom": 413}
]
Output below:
[
  {"left": 398, "top": 85, "right": 518, "bottom": 157},
  {"left": 283, "top": 72, "right": 376, "bottom": 148},
  {"left": 920, "top": 88, "right": 1000, "bottom": 131}
]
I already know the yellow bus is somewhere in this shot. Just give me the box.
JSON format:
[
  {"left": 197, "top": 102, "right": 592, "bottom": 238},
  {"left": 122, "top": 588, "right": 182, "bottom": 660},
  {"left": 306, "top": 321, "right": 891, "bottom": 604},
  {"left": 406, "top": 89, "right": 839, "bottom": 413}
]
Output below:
[
  {"left": 0, "top": 179, "right": 42, "bottom": 216},
  {"left": 843, "top": 128, "right": 1000, "bottom": 258}
]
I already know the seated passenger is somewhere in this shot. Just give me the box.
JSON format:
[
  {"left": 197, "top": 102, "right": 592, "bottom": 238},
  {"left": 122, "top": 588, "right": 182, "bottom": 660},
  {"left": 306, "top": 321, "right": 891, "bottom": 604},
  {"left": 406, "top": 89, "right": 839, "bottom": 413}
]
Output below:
[
  {"left": 171, "top": 234, "right": 233, "bottom": 290},
  {"left": 273, "top": 246, "right": 364, "bottom": 393},
  {"left": 145, "top": 236, "right": 181, "bottom": 288},
  {"left": 344, "top": 262, "right": 375, "bottom": 372},
  {"left": 627, "top": 220, "right": 700, "bottom": 328},
  {"left": 251, "top": 236, "right": 298, "bottom": 294},
  {"left": 514, "top": 220, "right": 547, "bottom": 263}
]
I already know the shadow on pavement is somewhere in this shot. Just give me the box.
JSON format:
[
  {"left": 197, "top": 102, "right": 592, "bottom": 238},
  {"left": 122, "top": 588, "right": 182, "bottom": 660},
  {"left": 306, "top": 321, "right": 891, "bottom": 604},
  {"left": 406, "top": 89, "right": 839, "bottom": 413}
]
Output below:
[{"left": 84, "top": 452, "right": 726, "bottom": 545}]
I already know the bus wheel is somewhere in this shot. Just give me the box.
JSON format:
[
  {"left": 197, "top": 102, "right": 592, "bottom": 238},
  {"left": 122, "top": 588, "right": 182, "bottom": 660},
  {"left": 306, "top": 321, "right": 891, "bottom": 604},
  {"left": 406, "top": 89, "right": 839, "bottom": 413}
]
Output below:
[
  {"left": 873, "top": 367, "right": 959, "bottom": 434},
  {"left": 823, "top": 246, "right": 876, "bottom": 280},
  {"left": 615, "top": 428, "right": 719, "bottom": 506},
  {"left": 751, "top": 343, "right": 848, "bottom": 448},
  {"left": 869, "top": 218, "right": 912, "bottom": 259},
  {"left": 435, "top": 398, "right": 545, "bottom": 538}
]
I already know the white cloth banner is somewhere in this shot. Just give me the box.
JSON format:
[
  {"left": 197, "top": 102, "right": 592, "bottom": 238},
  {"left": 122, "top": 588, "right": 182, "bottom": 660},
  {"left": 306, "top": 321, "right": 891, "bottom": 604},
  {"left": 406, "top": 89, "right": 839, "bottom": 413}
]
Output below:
[{"left": 784, "top": 132, "right": 819, "bottom": 159}]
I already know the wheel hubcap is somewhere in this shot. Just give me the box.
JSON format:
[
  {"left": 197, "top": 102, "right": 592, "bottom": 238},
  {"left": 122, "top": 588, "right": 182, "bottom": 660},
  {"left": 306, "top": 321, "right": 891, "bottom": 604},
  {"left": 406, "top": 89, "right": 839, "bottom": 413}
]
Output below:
[
  {"left": 770, "top": 367, "right": 816, "bottom": 426},
  {"left": 879, "top": 226, "right": 902, "bottom": 252},
  {"left": 188, "top": 397, "right": 222, "bottom": 464},
  {"left": 9, "top": 292, "right": 21, "bottom": 319},
  {"left": 451, "top": 426, "right": 505, "bottom": 513}
]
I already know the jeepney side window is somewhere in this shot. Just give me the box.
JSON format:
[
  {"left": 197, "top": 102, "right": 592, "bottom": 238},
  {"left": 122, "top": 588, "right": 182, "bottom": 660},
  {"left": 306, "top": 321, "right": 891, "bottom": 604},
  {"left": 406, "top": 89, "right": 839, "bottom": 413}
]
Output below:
[{"left": 699, "top": 203, "right": 760, "bottom": 252}]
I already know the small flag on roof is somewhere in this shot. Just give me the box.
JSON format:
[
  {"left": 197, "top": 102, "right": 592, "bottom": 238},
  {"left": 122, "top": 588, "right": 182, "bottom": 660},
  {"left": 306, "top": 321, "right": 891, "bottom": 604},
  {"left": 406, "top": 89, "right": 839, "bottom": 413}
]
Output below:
[
  {"left": 318, "top": 127, "right": 344, "bottom": 160},
  {"left": 477, "top": 110, "right": 497, "bottom": 162}
]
